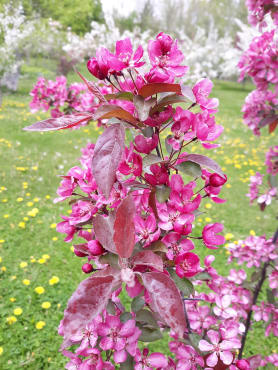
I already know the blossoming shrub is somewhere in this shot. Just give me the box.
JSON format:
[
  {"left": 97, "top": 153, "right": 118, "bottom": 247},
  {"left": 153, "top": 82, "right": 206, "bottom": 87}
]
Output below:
[{"left": 24, "top": 24, "right": 278, "bottom": 369}]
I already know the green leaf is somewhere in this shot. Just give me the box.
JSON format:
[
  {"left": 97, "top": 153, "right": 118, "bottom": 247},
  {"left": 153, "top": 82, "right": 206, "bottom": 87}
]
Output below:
[
  {"left": 165, "top": 135, "right": 174, "bottom": 154},
  {"left": 189, "top": 333, "right": 202, "bottom": 349},
  {"left": 99, "top": 253, "right": 119, "bottom": 268},
  {"left": 120, "top": 354, "right": 135, "bottom": 369},
  {"left": 176, "top": 161, "right": 202, "bottom": 178},
  {"left": 142, "top": 126, "right": 154, "bottom": 138},
  {"left": 169, "top": 269, "right": 194, "bottom": 296},
  {"left": 131, "top": 297, "right": 145, "bottom": 312},
  {"left": 138, "top": 326, "right": 163, "bottom": 342},
  {"left": 135, "top": 309, "right": 159, "bottom": 328},
  {"left": 266, "top": 288, "right": 275, "bottom": 304},
  {"left": 155, "top": 185, "right": 171, "bottom": 203},
  {"left": 269, "top": 174, "right": 278, "bottom": 188},
  {"left": 105, "top": 92, "right": 134, "bottom": 101},
  {"left": 120, "top": 312, "right": 133, "bottom": 323},
  {"left": 143, "top": 154, "right": 165, "bottom": 168},
  {"left": 106, "top": 300, "right": 116, "bottom": 315},
  {"left": 191, "top": 272, "right": 212, "bottom": 281},
  {"left": 148, "top": 240, "right": 168, "bottom": 253}
]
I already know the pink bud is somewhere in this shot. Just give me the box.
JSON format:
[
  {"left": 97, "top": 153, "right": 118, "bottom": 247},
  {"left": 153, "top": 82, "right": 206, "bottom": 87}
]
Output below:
[
  {"left": 88, "top": 240, "right": 105, "bottom": 256},
  {"left": 236, "top": 359, "right": 250, "bottom": 370},
  {"left": 209, "top": 173, "right": 227, "bottom": 187},
  {"left": 74, "top": 249, "right": 87, "bottom": 257},
  {"left": 82, "top": 263, "right": 93, "bottom": 273}
]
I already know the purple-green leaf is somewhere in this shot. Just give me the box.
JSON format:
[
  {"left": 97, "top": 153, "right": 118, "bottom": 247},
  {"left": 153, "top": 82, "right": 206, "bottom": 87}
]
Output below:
[
  {"left": 23, "top": 112, "right": 93, "bottom": 131},
  {"left": 184, "top": 154, "right": 224, "bottom": 177},
  {"left": 92, "top": 123, "right": 125, "bottom": 198}
]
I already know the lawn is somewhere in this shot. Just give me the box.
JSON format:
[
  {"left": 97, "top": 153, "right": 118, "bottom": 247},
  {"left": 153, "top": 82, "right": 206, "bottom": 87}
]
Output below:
[{"left": 0, "top": 58, "right": 277, "bottom": 369}]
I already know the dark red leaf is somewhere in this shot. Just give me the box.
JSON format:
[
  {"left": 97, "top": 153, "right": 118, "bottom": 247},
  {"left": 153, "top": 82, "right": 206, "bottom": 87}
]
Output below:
[
  {"left": 132, "top": 250, "right": 164, "bottom": 271},
  {"left": 113, "top": 195, "right": 136, "bottom": 258},
  {"left": 104, "top": 92, "right": 134, "bottom": 101},
  {"left": 269, "top": 119, "right": 278, "bottom": 133},
  {"left": 93, "top": 104, "right": 138, "bottom": 125},
  {"left": 148, "top": 188, "right": 158, "bottom": 219},
  {"left": 185, "top": 154, "right": 224, "bottom": 178},
  {"left": 141, "top": 271, "right": 186, "bottom": 338},
  {"left": 60, "top": 268, "right": 121, "bottom": 349},
  {"left": 92, "top": 123, "right": 125, "bottom": 198},
  {"left": 76, "top": 70, "right": 107, "bottom": 103},
  {"left": 92, "top": 212, "right": 116, "bottom": 254},
  {"left": 138, "top": 83, "right": 182, "bottom": 98},
  {"left": 23, "top": 112, "right": 93, "bottom": 132},
  {"left": 258, "top": 115, "right": 278, "bottom": 128},
  {"left": 133, "top": 95, "right": 156, "bottom": 121}
]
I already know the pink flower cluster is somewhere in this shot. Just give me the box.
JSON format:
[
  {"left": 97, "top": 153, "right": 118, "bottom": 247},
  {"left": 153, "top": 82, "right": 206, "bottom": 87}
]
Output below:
[
  {"left": 30, "top": 76, "right": 96, "bottom": 118},
  {"left": 246, "top": 0, "right": 278, "bottom": 27},
  {"left": 265, "top": 145, "right": 278, "bottom": 175}
]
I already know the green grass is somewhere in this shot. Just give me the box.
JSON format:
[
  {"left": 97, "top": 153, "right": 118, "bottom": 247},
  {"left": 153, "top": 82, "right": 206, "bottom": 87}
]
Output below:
[{"left": 0, "top": 58, "right": 277, "bottom": 369}]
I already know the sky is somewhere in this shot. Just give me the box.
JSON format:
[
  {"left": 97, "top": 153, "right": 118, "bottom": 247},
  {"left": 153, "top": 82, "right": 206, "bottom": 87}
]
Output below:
[{"left": 101, "top": 0, "right": 147, "bottom": 17}]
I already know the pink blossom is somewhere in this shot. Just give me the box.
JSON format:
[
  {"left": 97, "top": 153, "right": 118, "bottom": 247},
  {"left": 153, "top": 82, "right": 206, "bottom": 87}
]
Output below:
[
  {"left": 134, "top": 213, "right": 160, "bottom": 247},
  {"left": 199, "top": 330, "right": 240, "bottom": 367},
  {"left": 265, "top": 145, "right": 278, "bottom": 175},
  {"left": 202, "top": 223, "right": 225, "bottom": 249},
  {"left": 145, "top": 164, "right": 169, "bottom": 186},
  {"left": 115, "top": 38, "right": 145, "bottom": 69},
  {"left": 213, "top": 295, "right": 237, "bottom": 319},
  {"left": 162, "top": 232, "right": 194, "bottom": 260},
  {"left": 134, "top": 134, "right": 158, "bottom": 154},
  {"left": 269, "top": 268, "right": 278, "bottom": 289},
  {"left": 134, "top": 348, "right": 168, "bottom": 370},
  {"left": 175, "top": 252, "right": 200, "bottom": 278},
  {"left": 192, "top": 79, "right": 219, "bottom": 113},
  {"left": 169, "top": 342, "right": 204, "bottom": 369},
  {"left": 227, "top": 269, "right": 247, "bottom": 285}
]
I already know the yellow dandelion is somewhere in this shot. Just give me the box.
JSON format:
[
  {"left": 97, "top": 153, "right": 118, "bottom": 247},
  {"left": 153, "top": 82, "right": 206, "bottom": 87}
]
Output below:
[
  {"left": 52, "top": 237, "right": 58, "bottom": 241},
  {"left": 34, "top": 286, "right": 45, "bottom": 295},
  {"left": 0, "top": 256, "right": 2, "bottom": 263},
  {"left": 17, "top": 197, "right": 23, "bottom": 202},
  {"left": 205, "top": 217, "right": 212, "bottom": 222},
  {"left": 19, "top": 261, "right": 28, "bottom": 268},
  {"left": 49, "top": 276, "right": 59, "bottom": 285},
  {"left": 9, "top": 297, "right": 16, "bottom": 302},
  {"left": 205, "top": 203, "right": 212, "bottom": 209},
  {"left": 42, "top": 254, "right": 50, "bottom": 260},
  {"left": 41, "top": 302, "right": 51, "bottom": 309},
  {"left": 18, "top": 222, "right": 25, "bottom": 229},
  {"left": 22, "top": 279, "right": 30, "bottom": 286},
  {"left": 33, "top": 197, "right": 39, "bottom": 202},
  {"left": 35, "top": 321, "right": 46, "bottom": 330},
  {"left": 27, "top": 201, "right": 33, "bottom": 207},
  {"left": 38, "top": 258, "right": 46, "bottom": 264},
  {"left": 3, "top": 214, "right": 10, "bottom": 218},
  {"left": 50, "top": 223, "right": 56, "bottom": 229},
  {"left": 13, "top": 307, "right": 23, "bottom": 316},
  {"left": 1, "top": 266, "right": 6, "bottom": 272},
  {"left": 249, "top": 230, "right": 256, "bottom": 236},
  {"left": 225, "top": 233, "right": 234, "bottom": 241},
  {"left": 11, "top": 275, "right": 16, "bottom": 280},
  {"left": 6, "top": 316, "right": 17, "bottom": 324},
  {"left": 0, "top": 347, "right": 3, "bottom": 355},
  {"left": 45, "top": 195, "right": 50, "bottom": 199}
]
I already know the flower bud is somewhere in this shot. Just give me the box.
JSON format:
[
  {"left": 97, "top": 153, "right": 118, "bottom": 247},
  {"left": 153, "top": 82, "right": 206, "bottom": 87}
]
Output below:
[
  {"left": 82, "top": 263, "right": 93, "bottom": 274},
  {"left": 209, "top": 173, "right": 227, "bottom": 187},
  {"left": 88, "top": 240, "right": 105, "bottom": 256},
  {"left": 74, "top": 249, "right": 87, "bottom": 257}
]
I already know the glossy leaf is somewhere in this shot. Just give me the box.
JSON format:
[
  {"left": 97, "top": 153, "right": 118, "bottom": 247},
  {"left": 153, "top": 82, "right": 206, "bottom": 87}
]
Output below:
[
  {"left": 92, "top": 123, "right": 125, "bottom": 198},
  {"left": 142, "top": 271, "right": 186, "bottom": 338},
  {"left": 184, "top": 154, "right": 224, "bottom": 178},
  {"left": 176, "top": 161, "right": 202, "bottom": 178},
  {"left": 169, "top": 269, "right": 194, "bottom": 296},
  {"left": 76, "top": 70, "right": 106, "bottom": 103},
  {"left": 148, "top": 187, "right": 158, "bottom": 219},
  {"left": 120, "top": 354, "right": 135, "bottom": 369},
  {"left": 132, "top": 250, "right": 164, "bottom": 271},
  {"left": 131, "top": 297, "right": 145, "bottom": 312},
  {"left": 93, "top": 212, "right": 117, "bottom": 254},
  {"left": 155, "top": 185, "right": 171, "bottom": 203},
  {"left": 99, "top": 253, "right": 119, "bottom": 268},
  {"left": 192, "top": 272, "right": 212, "bottom": 281},
  {"left": 93, "top": 104, "right": 138, "bottom": 125},
  {"left": 120, "top": 312, "right": 133, "bottom": 323},
  {"left": 189, "top": 333, "right": 202, "bottom": 350},
  {"left": 180, "top": 85, "right": 196, "bottom": 103},
  {"left": 113, "top": 195, "right": 136, "bottom": 258},
  {"left": 269, "top": 174, "right": 278, "bottom": 188},
  {"left": 133, "top": 95, "right": 156, "bottom": 121},
  {"left": 258, "top": 114, "right": 278, "bottom": 128},
  {"left": 165, "top": 135, "right": 174, "bottom": 154},
  {"left": 61, "top": 268, "right": 120, "bottom": 349},
  {"left": 23, "top": 112, "right": 93, "bottom": 132},
  {"left": 135, "top": 309, "right": 159, "bottom": 328},
  {"left": 138, "top": 326, "right": 163, "bottom": 342},
  {"left": 138, "top": 83, "right": 182, "bottom": 98},
  {"left": 269, "top": 119, "right": 278, "bottom": 133},
  {"left": 148, "top": 240, "right": 168, "bottom": 253},
  {"left": 143, "top": 153, "right": 165, "bottom": 168},
  {"left": 105, "top": 91, "right": 134, "bottom": 101}
]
